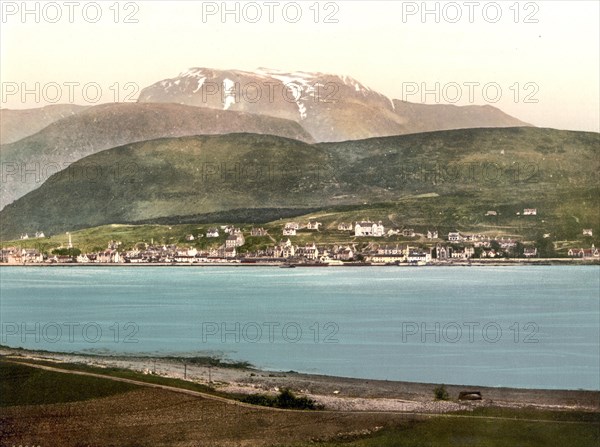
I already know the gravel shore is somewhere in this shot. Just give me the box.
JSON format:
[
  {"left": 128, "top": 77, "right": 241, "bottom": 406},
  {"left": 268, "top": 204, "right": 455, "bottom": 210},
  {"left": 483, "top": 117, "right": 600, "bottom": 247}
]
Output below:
[{"left": 2, "top": 347, "right": 598, "bottom": 413}]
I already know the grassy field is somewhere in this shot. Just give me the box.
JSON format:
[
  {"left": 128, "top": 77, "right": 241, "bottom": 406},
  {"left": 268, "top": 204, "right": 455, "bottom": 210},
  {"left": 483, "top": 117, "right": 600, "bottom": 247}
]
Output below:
[
  {"left": 0, "top": 357, "right": 234, "bottom": 402},
  {"left": 0, "top": 360, "right": 138, "bottom": 407},
  {"left": 283, "top": 416, "right": 600, "bottom": 447},
  {"left": 2, "top": 359, "right": 598, "bottom": 447}
]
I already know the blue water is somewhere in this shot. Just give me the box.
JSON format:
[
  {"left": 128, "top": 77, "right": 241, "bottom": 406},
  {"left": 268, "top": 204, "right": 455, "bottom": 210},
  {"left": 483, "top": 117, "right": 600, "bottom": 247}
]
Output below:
[{"left": 0, "top": 266, "right": 598, "bottom": 390}]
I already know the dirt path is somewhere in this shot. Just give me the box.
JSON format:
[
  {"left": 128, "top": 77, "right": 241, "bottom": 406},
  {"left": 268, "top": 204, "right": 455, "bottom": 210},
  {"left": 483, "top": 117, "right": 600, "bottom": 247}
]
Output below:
[
  {"left": 2, "top": 347, "right": 598, "bottom": 414},
  {"left": 4, "top": 359, "right": 290, "bottom": 412},
  {"left": 5, "top": 359, "right": 597, "bottom": 426}
]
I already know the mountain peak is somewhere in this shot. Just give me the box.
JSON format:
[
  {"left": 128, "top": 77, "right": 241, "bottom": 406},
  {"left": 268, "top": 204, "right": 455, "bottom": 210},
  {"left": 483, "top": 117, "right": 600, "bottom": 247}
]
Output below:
[{"left": 138, "top": 66, "right": 531, "bottom": 142}]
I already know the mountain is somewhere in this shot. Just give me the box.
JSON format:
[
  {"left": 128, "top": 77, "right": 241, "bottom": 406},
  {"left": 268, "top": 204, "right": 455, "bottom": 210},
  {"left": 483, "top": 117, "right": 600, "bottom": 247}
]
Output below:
[
  {"left": 0, "top": 102, "right": 313, "bottom": 209},
  {"left": 0, "top": 104, "right": 88, "bottom": 144},
  {"left": 137, "top": 67, "right": 531, "bottom": 142},
  {"left": 391, "top": 101, "right": 530, "bottom": 133},
  {"left": 1, "top": 127, "right": 597, "bottom": 240}
]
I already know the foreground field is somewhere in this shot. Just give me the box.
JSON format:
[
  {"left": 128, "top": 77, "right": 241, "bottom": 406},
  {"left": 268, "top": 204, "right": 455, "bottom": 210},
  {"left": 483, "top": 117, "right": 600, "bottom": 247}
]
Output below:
[{"left": 1, "top": 354, "right": 598, "bottom": 447}]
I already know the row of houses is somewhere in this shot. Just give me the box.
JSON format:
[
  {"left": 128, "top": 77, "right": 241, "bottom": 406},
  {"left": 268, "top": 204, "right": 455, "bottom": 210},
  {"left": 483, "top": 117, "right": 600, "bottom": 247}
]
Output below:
[
  {"left": 312, "top": 221, "right": 437, "bottom": 239},
  {"left": 448, "top": 232, "right": 494, "bottom": 242},
  {"left": 0, "top": 247, "right": 44, "bottom": 264},
  {"left": 283, "top": 221, "right": 322, "bottom": 236},
  {"left": 4, "top": 217, "right": 597, "bottom": 264},
  {"left": 369, "top": 245, "right": 477, "bottom": 263},
  {"left": 5, "top": 240, "right": 599, "bottom": 265},
  {"left": 19, "top": 232, "right": 45, "bottom": 240},
  {"left": 120, "top": 240, "right": 356, "bottom": 264},
  {"left": 125, "top": 245, "right": 234, "bottom": 263},
  {"left": 485, "top": 208, "right": 538, "bottom": 217},
  {"left": 187, "top": 223, "right": 594, "bottom": 243},
  {"left": 366, "top": 245, "right": 431, "bottom": 264},
  {"left": 194, "top": 225, "right": 265, "bottom": 240},
  {"left": 437, "top": 244, "right": 540, "bottom": 259},
  {"left": 567, "top": 245, "right": 599, "bottom": 259},
  {"left": 283, "top": 220, "right": 438, "bottom": 239},
  {"left": 244, "top": 240, "right": 356, "bottom": 262},
  {"left": 447, "top": 232, "right": 518, "bottom": 246}
]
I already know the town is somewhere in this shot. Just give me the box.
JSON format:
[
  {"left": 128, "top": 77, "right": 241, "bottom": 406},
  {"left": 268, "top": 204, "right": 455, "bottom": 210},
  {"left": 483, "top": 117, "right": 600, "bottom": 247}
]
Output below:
[{"left": 2, "top": 211, "right": 598, "bottom": 265}]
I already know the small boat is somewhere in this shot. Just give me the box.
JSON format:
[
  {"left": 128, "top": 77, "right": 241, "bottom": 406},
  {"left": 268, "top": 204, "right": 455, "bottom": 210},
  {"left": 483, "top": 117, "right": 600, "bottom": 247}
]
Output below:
[{"left": 279, "top": 263, "right": 296, "bottom": 268}]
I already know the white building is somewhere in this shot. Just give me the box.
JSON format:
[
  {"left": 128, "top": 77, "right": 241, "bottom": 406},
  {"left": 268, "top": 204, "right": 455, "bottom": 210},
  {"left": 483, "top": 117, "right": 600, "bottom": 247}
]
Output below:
[
  {"left": 283, "top": 227, "right": 297, "bottom": 236},
  {"left": 450, "top": 247, "right": 475, "bottom": 259},
  {"left": 523, "top": 247, "right": 538, "bottom": 258},
  {"left": 448, "top": 232, "right": 462, "bottom": 242},
  {"left": 226, "top": 233, "right": 245, "bottom": 248},
  {"left": 407, "top": 250, "right": 432, "bottom": 264},
  {"left": 300, "top": 243, "right": 319, "bottom": 260},
  {"left": 224, "top": 247, "right": 237, "bottom": 259},
  {"left": 427, "top": 230, "right": 439, "bottom": 239},
  {"left": 276, "top": 239, "right": 296, "bottom": 258},
  {"left": 335, "top": 246, "right": 354, "bottom": 261},
  {"left": 355, "top": 221, "right": 384, "bottom": 237}
]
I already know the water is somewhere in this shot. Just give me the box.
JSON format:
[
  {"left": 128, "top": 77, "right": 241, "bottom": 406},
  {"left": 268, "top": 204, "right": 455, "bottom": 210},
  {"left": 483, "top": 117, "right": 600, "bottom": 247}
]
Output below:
[{"left": 1, "top": 265, "right": 598, "bottom": 390}]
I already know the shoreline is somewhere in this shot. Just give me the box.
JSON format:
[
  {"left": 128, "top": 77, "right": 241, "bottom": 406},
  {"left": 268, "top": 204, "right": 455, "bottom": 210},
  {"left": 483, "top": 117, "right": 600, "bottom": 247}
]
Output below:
[
  {"left": 1, "top": 259, "right": 599, "bottom": 267},
  {"left": 2, "top": 346, "right": 598, "bottom": 414}
]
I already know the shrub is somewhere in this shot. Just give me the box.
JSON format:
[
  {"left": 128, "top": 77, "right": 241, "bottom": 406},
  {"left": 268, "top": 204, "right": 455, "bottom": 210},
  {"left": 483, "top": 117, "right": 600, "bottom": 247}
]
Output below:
[
  {"left": 241, "top": 388, "right": 319, "bottom": 410},
  {"left": 434, "top": 384, "right": 449, "bottom": 401}
]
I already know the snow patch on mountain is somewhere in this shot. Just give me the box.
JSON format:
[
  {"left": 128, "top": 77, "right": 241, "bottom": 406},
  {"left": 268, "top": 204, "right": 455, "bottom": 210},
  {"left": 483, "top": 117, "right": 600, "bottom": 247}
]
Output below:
[
  {"left": 257, "top": 68, "right": 317, "bottom": 120},
  {"left": 153, "top": 67, "right": 397, "bottom": 115},
  {"left": 193, "top": 77, "right": 207, "bottom": 93},
  {"left": 180, "top": 68, "right": 206, "bottom": 78},
  {"left": 222, "top": 78, "right": 236, "bottom": 110}
]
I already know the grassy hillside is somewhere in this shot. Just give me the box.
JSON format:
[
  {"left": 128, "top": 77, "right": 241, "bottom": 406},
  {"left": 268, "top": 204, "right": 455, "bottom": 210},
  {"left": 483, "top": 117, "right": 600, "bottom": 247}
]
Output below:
[
  {"left": 0, "top": 360, "right": 137, "bottom": 407},
  {"left": 0, "top": 102, "right": 314, "bottom": 208},
  {"left": 0, "top": 128, "right": 598, "bottom": 243},
  {"left": 0, "top": 104, "right": 88, "bottom": 144}
]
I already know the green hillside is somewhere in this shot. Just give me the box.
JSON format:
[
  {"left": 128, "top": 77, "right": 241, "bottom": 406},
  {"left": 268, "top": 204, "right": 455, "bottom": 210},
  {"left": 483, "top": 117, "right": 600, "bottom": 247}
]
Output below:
[
  {"left": 0, "top": 128, "right": 598, "bottom": 243},
  {"left": 0, "top": 102, "right": 314, "bottom": 208}
]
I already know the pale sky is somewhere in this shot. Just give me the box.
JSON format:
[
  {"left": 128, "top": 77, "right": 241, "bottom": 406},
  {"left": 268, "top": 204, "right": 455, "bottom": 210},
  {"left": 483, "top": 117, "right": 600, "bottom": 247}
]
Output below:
[{"left": 1, "top": 0, "right": 598, "bottom": 132}]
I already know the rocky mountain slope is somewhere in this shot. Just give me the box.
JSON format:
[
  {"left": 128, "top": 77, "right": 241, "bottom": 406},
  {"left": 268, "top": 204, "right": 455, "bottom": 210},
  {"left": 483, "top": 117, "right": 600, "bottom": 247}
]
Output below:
[{"left": 137, "top": 67, "right": 531, "bottom": 142}]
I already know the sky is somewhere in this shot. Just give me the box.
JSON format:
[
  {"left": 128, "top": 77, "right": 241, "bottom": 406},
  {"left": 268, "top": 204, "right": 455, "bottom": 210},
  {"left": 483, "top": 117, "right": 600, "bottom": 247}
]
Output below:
[{"left": 1, "top": 0, "right": 599, "bottom": 132}]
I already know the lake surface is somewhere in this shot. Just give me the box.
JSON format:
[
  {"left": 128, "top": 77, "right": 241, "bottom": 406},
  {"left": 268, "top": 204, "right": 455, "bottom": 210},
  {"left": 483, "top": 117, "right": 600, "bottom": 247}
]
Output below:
[{"left": 1, "top": 266, "right": 598, "bottom": 390}]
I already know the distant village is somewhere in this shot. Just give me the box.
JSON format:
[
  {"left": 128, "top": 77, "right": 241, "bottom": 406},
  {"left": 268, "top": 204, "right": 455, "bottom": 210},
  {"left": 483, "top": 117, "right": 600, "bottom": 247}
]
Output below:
[{"left": 2, "top": 210, "right": 598, "bottom": 265}]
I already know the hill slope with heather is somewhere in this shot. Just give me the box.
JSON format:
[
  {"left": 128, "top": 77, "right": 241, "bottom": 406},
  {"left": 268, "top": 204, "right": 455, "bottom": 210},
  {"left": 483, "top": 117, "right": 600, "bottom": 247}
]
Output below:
[
  {"left": 0, "top": 102, "right": 313, "bottom": 209},
  {"left": 0, "top": 127, "right": 597, "bottom": 240}
]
